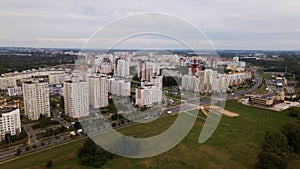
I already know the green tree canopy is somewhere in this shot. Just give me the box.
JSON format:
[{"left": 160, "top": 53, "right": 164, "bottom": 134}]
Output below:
[
  {"left": 281, "top": 122, "right": 300, "bottom": 154},
  {"left": 78, "top": 139, "right": 113, "bottom": 168}
]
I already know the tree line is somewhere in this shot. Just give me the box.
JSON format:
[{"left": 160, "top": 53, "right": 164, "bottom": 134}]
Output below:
[{"left": 255, "top": 121, "right": 300, "bottom": 169}]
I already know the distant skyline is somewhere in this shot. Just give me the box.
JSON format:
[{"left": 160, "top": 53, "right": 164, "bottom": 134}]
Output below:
[{"left": 1, "top": 0, "right": 300, "bottom": 50}]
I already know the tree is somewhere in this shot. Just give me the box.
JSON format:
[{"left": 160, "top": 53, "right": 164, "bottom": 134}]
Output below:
[
  {"left": 255, "top": 131, "right": 291, "bottom": 169},
  {"left": 16, "top": 148, "right": 22, "bottom": 155},
  {"left": 4, "top": 133, "right": 12, "bottom": 144},
  {"left": 260, "top": 131, "right": 291, "bottom": 155},
  {"left": 281, "top": 123, "right": 300, "bottom": 154},
  {"left": 17, "top": 129, "right": 28, "bottom": 140},
  {"left": 132, "top": 74, "right": 140, "bottom": 81},
  {"left": 38, "top": 114, "right": 52, "bottom": 128},
  {"left": 284, "top": 107, "right": 300, "bottom": 119},
  {"left": 108, "top": 99, "right": 118, "bottom": 113},
  {"left": 25, "top": 146, "right": 30, "bottom": 151},
  {"left": 256, "top": 152, "right": 288, "bottom": 169},
  {"left": 163, "top": 76, "right": 180, "bottom": 87},
  {"left": 46, "top": 160, "right": 53, "bottom": 168},
  {"left": 74, "top": 121, "right": 82, "bottom": 130},
  {"left": 78, "top": 139, "right": 113, "bottom": 168}
]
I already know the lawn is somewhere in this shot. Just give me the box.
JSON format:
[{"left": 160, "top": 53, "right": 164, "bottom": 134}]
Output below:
[
  {"left": 0, "top": 138, "right": 91, "bottom": 169},
  {"left": 253, "top": 83, "right": 268, "bottom": 94},
  {"left": 1, "top": 100, "right": 299, "bottom": 169}
]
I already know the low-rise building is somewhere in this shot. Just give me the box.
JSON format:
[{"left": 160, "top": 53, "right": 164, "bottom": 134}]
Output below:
[
  {"left": 6, "top": 86, "right": 22, "bottom": 96},
  {"left": 250, "top": 95, "right": 274, "bottom": 107}
]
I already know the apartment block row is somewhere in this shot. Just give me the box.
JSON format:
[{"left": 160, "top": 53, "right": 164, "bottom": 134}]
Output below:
[{"left": 181, "top": 69, "right": 251, "bottom": 93}]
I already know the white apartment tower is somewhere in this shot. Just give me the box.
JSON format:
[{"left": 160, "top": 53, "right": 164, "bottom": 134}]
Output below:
[
  {"left": 107, "top": 78, "right": 131, "bottom": 97},
  {"left": 64, "top": 80, "right": 89, "bottom": 118},
  {"left": 89, "top": 76, "right": 108, "bottom": 109},
  {"left": 23, "top": 82, "right": 50, "bottom": 120},
  {"left": 0, "top": 109, "right": 21, "bottom": 141},
  {"left": 150, "top": 76, "right": 163, "bottom": 89},
  {"left": 138, "top": 62, "right": 160, "bottom": 81},
  {"left": 135, "top": 85, "right": 162, "bottom": 107},
  {"left": 114, "top": 59, "right": 130, "bottom": 78}
]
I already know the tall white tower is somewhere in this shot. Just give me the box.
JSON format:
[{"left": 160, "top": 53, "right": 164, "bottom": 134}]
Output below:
[
  {"left": 64, "top": 80, "right": 89, "bottom": 118},
  {"left": 89, "top": 76, "right": 108, "bottom": 109},
  {"left": 23, "top": 82, "right": 50, "bottom": 120}
]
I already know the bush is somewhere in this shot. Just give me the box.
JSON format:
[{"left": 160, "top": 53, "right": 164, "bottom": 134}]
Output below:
[
  {"left": 256, "top": 151, "right": 288, "bottom": 169},
  {"left": 284, "top": 107, "right": 300, "bottom": 119},
  {"left": 121, "top": 120, "right": 125, "bottom": 125},
  {"left": 74, "top": 121, "right": 82, "bottom": 129},
  {"left": 25, "top": 146, "right": 30, "bottom": 151},
  {"left": 16, "top": 148, "right": 22, "bottom": 155},
  {"left": 46, "top": 160, "right": 53, "bottom": 168}
]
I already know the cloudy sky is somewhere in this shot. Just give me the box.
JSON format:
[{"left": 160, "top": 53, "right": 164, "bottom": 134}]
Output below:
[{"left": 1, "top": 0, "right": 300, "bottom": 50}]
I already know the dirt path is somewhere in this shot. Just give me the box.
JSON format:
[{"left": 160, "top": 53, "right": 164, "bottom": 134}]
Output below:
[{"left": 200, "top": 105, "right": 239, "bottom": 117}]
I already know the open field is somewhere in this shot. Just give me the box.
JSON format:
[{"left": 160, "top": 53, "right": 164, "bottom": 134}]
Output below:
[
  {"left": 253, "top": 83, "right": 268, "bottom": 94},
  {"left": 0, "top": 137, "right": 92, "bottom": 169},
  {"left": 1, "top": 100, "right": 299, "bottom": 169}
]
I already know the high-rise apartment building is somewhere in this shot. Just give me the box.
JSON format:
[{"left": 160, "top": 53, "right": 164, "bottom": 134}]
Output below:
[
  {"left": 89, "top": 76, "right": 108, "bottom": 109},
  {"left": 23, "top": 81, "right": 50, "bottom": 120},
  {"left": 138, "top": 62, "right": 160, "bottom": 81},
  {"left": 114, "top": 59, "right": 130, "bottom": 78},
  {"left": 64, "top": 80, "right": 89, "bottom": 118},
  {"left": 150, "top": 76, "right": 163, "bottom": 89},
  {"left": 107, "top": 78, "right": 131, "bottom": 97},
  {"left": 135, "top": 84, "right": 162, "bottom": 107}
]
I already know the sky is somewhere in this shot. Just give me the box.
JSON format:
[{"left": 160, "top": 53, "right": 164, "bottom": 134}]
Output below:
[{"left": 1, "top": 0, "right": 300, "bottom": 50}]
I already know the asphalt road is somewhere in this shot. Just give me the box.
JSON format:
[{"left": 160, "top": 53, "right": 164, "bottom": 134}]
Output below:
[{"left": 22, "top": 123, "right": 36, "bottom": 145}]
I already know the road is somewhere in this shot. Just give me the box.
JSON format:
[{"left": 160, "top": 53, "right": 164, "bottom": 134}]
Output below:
[
  {"left": 0, "top": 135, "right": 86, "bottom": 164},
  {"left": 227, "top": 68, "right": 262, "bottom": 99},
  {"left": 0, "top": 110, "right": 73, "bottom": 161},
  {"left": 0, "top": 133, "right": 84, "bottom": 161},
  {"left": 22, "top": 123, "right": 36, "bottom": 145},
  {"left": 52, "top": 109, "right": 71, "bottom": 128}
]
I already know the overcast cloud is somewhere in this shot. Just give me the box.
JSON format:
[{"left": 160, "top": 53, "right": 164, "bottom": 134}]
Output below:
[{"left": 1, "top": 0, "right": 300, "bottom": 50}]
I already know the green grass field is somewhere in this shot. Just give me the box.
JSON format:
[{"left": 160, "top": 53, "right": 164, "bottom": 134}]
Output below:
[
  {"left": 1, "top": 100, "right": 299, "bottom": 169},
  {"left": 253, "top": 83, "right": 268, "bottom": 94}
]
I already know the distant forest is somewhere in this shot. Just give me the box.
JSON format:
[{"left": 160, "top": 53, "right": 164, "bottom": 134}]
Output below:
[
  {"left": 0, "top": 52, "right": 75, "bottom": 74},
  {"left": 240, "top": 52, "right": 300, "bottom": 78}
]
